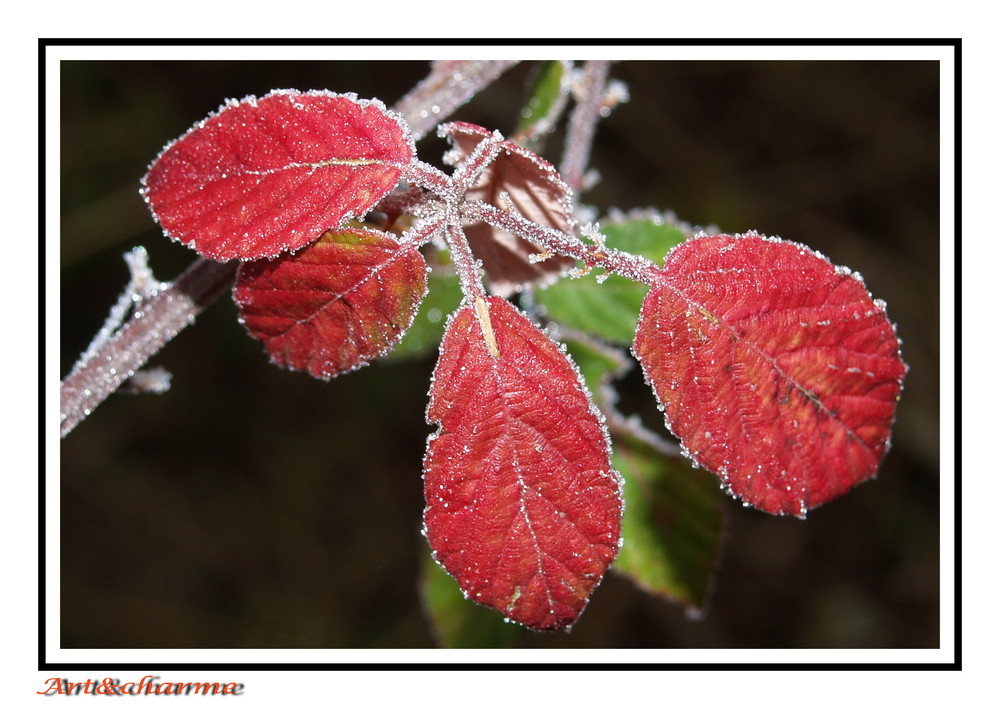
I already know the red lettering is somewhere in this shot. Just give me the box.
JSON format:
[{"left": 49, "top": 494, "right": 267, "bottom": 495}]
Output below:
[
  {"left": 36, "top": 678, "right": 63, "bottom": 695},
  {"left": 137, "top": 675, "right": 158, "bottom": 694}
]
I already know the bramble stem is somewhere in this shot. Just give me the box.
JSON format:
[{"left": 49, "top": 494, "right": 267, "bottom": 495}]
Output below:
[
  {"left": 401, "top": 160, "right": 452, "bottom": 200},
  {"left": 448, "top": 131, "right": 503, "bottom": 199},
  {"left": 395, "top": 60, "right": 520, "bottom": 141},
  {"left": 466, "top": 200, "right": 663, "bottom": 286},
  {"left": 397, "top": 214, "right": 445, "bottom": 250},
  {"left": 443, "top": 219, "right": 487, "bottom": 302},
  {"left": 60, "top": 258, "right": 237, "bottom": 437},
  {"left": 561, "top": 60, "right": 611, "bottom": 194}
]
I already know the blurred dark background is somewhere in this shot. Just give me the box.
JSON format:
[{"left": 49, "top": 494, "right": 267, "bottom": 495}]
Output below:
[{"left": 58, "top": 57, "right": 942, "bottom": 649}]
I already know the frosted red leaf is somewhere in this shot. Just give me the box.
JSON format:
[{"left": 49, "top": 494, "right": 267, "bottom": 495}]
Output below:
[
  {"left": 633, "top": 233, "right": 907, "bottom": 518},
  {"left": 423, "top": 296, "right": 622, "bottom": 630},
  {"left": 233, "top": 226, "right": 427, "bottom": 379},
  {"left": 142, "top": 90, "right": 413, "bottom": 261},
  {"left": 439, "top": 122, "right": 576, "bottom": 295}
]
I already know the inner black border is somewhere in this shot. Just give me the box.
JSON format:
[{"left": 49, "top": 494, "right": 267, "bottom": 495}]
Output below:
[{"left": 42, "top": 37, "right": 961, "bottom": 671}]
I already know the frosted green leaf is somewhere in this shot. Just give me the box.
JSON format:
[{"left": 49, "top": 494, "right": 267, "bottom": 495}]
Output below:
[
  {"left": 613, "top": 434, "right": 725, "bottom": 613},
  {"left": 535, "top": 217, "right": 691, "bottom": 343},
  {"left": 419, "top": 553, "right": 526, "bottom": 648}
]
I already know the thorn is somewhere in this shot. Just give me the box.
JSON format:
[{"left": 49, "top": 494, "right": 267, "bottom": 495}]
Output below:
[
  {"left": 120, "top": 366, "right": 173, "bottom": 395},
  {"left": 474, "top": 296, "right": 500, "bottom": 359},
  {"left": 528, "top": 250, "right": 554, "bottom": 264}
]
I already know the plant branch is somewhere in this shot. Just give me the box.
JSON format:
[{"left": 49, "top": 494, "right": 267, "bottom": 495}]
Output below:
[
  {"left": 443, "top": 218, "right": 487, "bottom": 303},
  {"left": 60, "top": 60, "right": 518, "bottom": 437},
  {"left": 60, "top": 258, "right": 238, "bottom": 437},
  {"left": 466, "top": 200, "right": 662, "bottom": 286},
  {"left": 560, "top": 60, "right": 611, "bottom": 194},
  {"left": 401, "top": 160, "right": 453, "bottom": 200},
  {"left": 395, "top": 60, "right": 519, "bottom": 141}
]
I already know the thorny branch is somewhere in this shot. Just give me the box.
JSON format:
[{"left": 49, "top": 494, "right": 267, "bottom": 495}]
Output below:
[
  {"left": 395, "top": 60, "right": 520, "bottom": 141},
  {"left": 60, "top": 258, "right": 238, "bottom": 437},
  {"left": 465, "top": 199, "right": 662, "bottom": 285},
  {"left": 60, "top": 60, "right": 517, "bottom": 437}
]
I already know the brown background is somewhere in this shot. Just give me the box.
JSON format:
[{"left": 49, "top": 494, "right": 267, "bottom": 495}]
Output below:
[{"left": 59, "top": 55, "right": 942, "bottom": 649}]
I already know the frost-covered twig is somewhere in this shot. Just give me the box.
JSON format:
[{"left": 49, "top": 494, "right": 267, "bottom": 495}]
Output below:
[
  {"left": 60, "top": 257, "right": 237, "bottom": 437},
  {"left": 467, "top": 200, "right": 662, "bottom": 285},
  {"left": 68, "top": 246, "right": 164, "bottom": 375},
  {"left": 560, "top": 60, "right": 612, "bottom": 194},
  {"left": 395, "top": 60, "right": 519, "bottom": 141}
]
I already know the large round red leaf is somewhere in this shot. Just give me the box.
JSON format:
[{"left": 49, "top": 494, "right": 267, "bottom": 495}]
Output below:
[
  {"left": 142, "top": 90, "right": 413, "bottom": 261},
  {"left": 423, "top": 296, "right": 623, "bottom": 630},
  {"left": 633, "top": 233, "right": 907, "bottom": 517},
  {"left": 233, "top": 227, "right": 427, "bottom": 379}
]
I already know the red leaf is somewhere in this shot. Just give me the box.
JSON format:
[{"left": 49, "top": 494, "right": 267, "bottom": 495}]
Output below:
[
  {"left": 423, "top": 296, "right": 623, "bottom": 630},
  {"left": 440, "top": 122, "right": 576, "bottom": 295},
  {"left": 633, "top": 233, "right": 907, "bottom": 518},
  {"left": 142, "top": 90, "right": 413, "bottom": 261},
  {"left": 233, "top": 226, "right": 427, "bottom": 379}
]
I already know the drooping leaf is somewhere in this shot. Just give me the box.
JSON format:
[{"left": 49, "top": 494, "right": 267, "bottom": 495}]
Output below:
[
  {"left": 233, "top": 226, "right": 427, "bottom": 380},
  {"left": 419, "top": 552, "right": 526, "bottom": 648},
  {"left": 633, "top": 233, "right": 907, "bottom": 517},
  {"left": 423, "top": 296, "right": 623, "bottom": 631},
  {"left": 535, "top": 216, "right": 692, "bottom": 344},
  {"left": 612, "top": 435, "right": 724, "bottom": 613},
  {"left": 142, "top": 90, "right": 413, "bottom": 261},
  {"left": 440, "top": 122, "right": 576, "bottom": 295}
]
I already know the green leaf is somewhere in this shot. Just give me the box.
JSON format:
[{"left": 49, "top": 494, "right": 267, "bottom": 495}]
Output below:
[
  {"left": 535, "top": 216, "right": 691, "bottom": 344},
  {"left": 385, "top": 250, "right": 464, "bottom": 361},
  {"left": 515, "top": 60, "right": 570, "bottom": 144},
  {"left": 612, "top": 433, "right": 725, "bottom": 613},
  {"left": 419, "top": 553, "right": 526, "bottom": 648}
]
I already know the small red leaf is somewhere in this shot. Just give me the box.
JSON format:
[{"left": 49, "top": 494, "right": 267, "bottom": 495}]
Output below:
[
  {"left": 440, "top": 122, "right": 576, "bottom": 295},
  {"left": 423, "top": 296, "right": 623, "bottom": 630},
  {"left": 233, "top": 226, "right": 427, "bottom": 379},
  {"left": 142, "top": 90, "right": 413, "bottom": 261},
  {"left": 633, "top": 233, "right": 907, "bottom": 518}
]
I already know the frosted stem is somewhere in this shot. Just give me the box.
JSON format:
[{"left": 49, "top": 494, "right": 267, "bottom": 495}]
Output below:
[
  {"left": 468, "top": 200, "right": 662, "bottom": 285},
  {"left": 560, "top": 60, "right": 611, "bottom": 194},
  {"left": 398, "top": 214, "right": 445, "bottom": 250},
  {"left": 395, "top": 60, "right": 519, "bottom": 141},
  {"left": 449, "top": 133, "right": 503, "bottom": 198},
  {"left": 402, "top": 160, "right": 453, "bottom": 199},
  {"left": 60, "top": 258, "right": 237, "bottom": 437},
  {"left": 70, "top": 246, "right": 163, "bottom": 374},
  {"left": 443, "top": 220, "right": 487, "bottom": 302}
]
